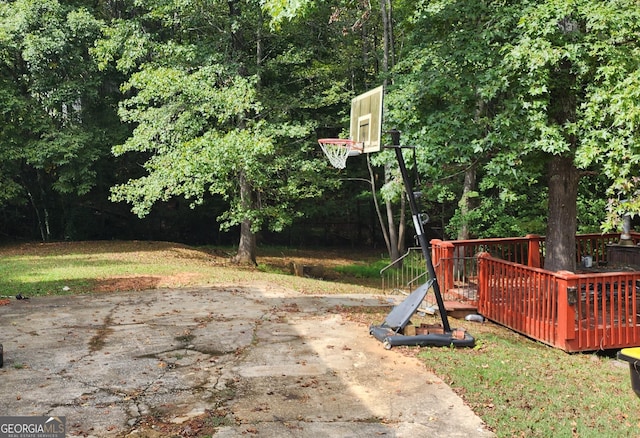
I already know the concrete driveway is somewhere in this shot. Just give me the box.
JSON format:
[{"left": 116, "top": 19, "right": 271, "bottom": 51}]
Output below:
[{"left": 0, "top": 284, "right": 494, "bottom": 437}]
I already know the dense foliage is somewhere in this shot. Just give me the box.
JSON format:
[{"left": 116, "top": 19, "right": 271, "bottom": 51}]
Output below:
[{"left": 1, "top": 0, "right": 639, "bottom": 266}]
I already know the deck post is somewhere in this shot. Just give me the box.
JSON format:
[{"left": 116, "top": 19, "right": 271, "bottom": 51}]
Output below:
[
  {"left": 555, "top": 270, "right": 578, "bottom": 348},
  {"left": 432, "top": 240, "right": 455, "bottom": 295},
  {"left": 431, "top": 239, "right": 443, "bottom": 272},
  {"left": 526, "top": 234, "right": 542, "bottom": 268},
  {"left": 476, "top": 252, "right": 491, "bottom": 313}
]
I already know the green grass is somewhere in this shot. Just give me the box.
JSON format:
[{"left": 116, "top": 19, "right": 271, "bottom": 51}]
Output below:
[
  {"left": 256, "top": 262, "right": 289, "bottom": 275},
  {"left": 0, "top": 241, "right": 378, "bottom": 297},
  {"left": 417, "top": 324, "right": 640, "bottom": 437},
  {"left": 332, "top": 259, "right": 390, "bottom": 278}
]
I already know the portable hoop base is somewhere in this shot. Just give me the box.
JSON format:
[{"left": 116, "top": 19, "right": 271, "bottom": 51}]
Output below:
[
  {"left": 368, "top": 278, "right": 475, "bottom": 349},
  {"left": 370, "top": 326, "right": 476, "bottom": 350}
]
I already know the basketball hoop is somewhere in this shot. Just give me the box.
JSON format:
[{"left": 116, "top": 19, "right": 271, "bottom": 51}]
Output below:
[{"left": 318, "top": 138, "right": 363, "bottom": 169}]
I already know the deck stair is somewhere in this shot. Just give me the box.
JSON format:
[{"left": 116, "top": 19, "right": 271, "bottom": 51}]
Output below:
[{"left": 380, "top": 247, "right": 478, "bottom": 317}]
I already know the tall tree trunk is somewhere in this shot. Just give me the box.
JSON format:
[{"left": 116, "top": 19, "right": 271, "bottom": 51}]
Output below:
[
  {"left": 398, "top": 194, "right": 406, "bottom": 254},
  {"left": 23, "top": 172, "right": 51, "bottom": 242},
  {"left": 368, "top": 155, "right": 392, "bottom": 253},
  {"left": 232, "top": 170, "right": 257, "bottom": 265},
  {"left": 227, "top": 0, "right": 257, "bottom": 265},
  {"left": 385, "top": 164, "right": 402, "bottom": 265},
  {"left": 457, "top": 94, "right": 484, "bottom": 242},
  {"left": 378, "top": 0, "right": 404, "bottom": 264},
  {"left": 544, "top": 155, "right": 579, "bottom": 272},
  {"left": 457, "top": 162, "right": 477, "bottom": 241},
  {"left": 386, "top": 0, "right": 395, "bottom": 68},
  {"left": 545, "top": 21, "right": 579, "bottom": 272},
  {"left": 454, "top": 163, "right": 477, "bottom": 282},
  {"left": 379, "top": 0, "right": 390, "bottom": 74}
]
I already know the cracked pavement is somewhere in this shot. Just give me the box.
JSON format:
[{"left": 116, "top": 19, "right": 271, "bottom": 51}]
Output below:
[{"left": 0, "top": 285, "right": 494, "bottom": 437}]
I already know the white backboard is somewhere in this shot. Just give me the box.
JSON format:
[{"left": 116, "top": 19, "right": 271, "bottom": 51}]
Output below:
[{"left": 350, "top": 85, "right": 384, "bottom": 153}]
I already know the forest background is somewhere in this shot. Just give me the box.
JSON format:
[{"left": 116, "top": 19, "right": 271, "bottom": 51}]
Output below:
[{"left": 1, "top": 0, "right": 640, "bottom": 269}]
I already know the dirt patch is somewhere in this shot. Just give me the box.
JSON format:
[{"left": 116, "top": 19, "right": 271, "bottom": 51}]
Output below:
[
  {"left": 89, "top": 316, "right": 114, "bottom": 352},
  {"left": 93, "top": 276, "right": 162, "bottom": 292},
  {"left": 258, "top": 248, "right": 381, "bottom": 269},
  {"left": 91, "top": 273, "right": 204, "bottom": 292},
  {"left": 258, "top": 248, "right": 383, "bottom": 288}
]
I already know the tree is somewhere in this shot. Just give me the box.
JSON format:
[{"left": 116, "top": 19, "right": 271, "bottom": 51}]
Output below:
[
  {"left": 490, "top": 0, "right": 640, "bottom": 271},
  {"left": 386, "top": 0, "right": 525, "bottom": 242},
  {"left": 248, "top": 0, "right": 423, "bottom": 261},
  {"left": 96, "top": 0, "right": 340, "bottom": 263},
  {"left": 378, "top": 0, "right": 408, "bottom": 264},
  {"left": 0, "top": 0, "right": 122, "bottom": 240},
  {"left": 571, "top": 2, "right": 640, "bottom": 232},
  {"left": 387, "top": 0, "right": 640, "bottom": 272}
]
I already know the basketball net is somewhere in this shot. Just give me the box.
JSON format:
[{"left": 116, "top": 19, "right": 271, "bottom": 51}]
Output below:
[{"left": 318, "top": 138, "right": 363, "bottom": 169}]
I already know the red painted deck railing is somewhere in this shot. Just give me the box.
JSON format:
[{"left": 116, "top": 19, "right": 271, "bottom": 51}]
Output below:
[
  {"left": 430, "top": 235, "right": 544, "bottom": 306},
  {"left": 431, "top": 232, "right": 640, "bottom": 303},
  {"left": 432, "top": 232, "right": 640, "bottom": 268},
  {"left": 477, "top": 253, "right": 640, "bottom": 352}
]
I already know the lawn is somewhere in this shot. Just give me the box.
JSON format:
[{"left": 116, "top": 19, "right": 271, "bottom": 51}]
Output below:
[
  {"left": 1, "top": 240, "right": 638, "bottom": 437},
  {"left": 0, "top": 240, "right": 382, "bottom": 297}
]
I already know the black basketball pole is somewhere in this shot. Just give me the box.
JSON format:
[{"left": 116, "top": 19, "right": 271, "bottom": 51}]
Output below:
[{"left": 389, "top": 129, "right": 452, "bottom": 333}]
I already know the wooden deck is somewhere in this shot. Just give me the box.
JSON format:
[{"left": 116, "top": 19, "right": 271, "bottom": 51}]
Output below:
[{"left": 432, "top": 233, "right": 640, "bottom": 352}]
